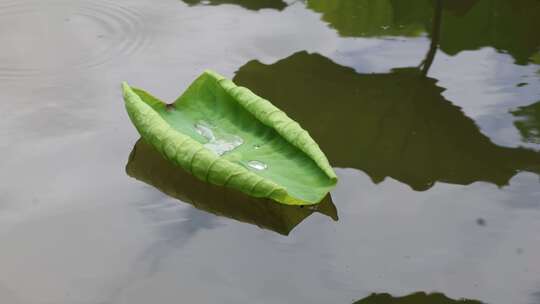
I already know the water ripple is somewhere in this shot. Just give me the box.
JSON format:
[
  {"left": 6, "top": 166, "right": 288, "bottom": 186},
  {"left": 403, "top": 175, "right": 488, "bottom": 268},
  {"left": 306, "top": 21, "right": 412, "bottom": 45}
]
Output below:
[{"left": 0, "top": 0, "right": 150, "bottom": 80}]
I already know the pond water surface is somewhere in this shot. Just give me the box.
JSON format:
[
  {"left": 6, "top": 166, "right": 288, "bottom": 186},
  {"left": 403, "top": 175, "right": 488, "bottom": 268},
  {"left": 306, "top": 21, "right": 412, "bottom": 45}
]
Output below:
[{"left": 1, "top": 0, "right": 540, "bottom": 303}]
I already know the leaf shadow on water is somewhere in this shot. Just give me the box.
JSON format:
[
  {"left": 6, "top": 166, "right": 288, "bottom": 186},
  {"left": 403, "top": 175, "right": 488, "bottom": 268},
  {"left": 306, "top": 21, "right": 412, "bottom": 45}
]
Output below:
[
  {"left": 306, "top": 0, "right": 540, "bottom": 65},
  {"left": 352, "top": 292, "right": 484, "bottom": 304},
  {"left": 181, "top": 0, "right": 288, "bottom": 11},
  {"left": 126, "top": 138, "right": 338, "bottom": 236},
  {"left": 233, "top": 50, "right": 540, "bottom": 191}
]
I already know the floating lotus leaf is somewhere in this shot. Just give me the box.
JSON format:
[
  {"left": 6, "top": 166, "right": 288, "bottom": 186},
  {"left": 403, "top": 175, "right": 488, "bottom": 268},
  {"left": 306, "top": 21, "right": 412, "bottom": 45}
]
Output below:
[
  {"left": 122, "top": 70, "right": 337, "bottom": 205},
  {"left": 126, "top": 139, "right": 337, "bottom": 235}
]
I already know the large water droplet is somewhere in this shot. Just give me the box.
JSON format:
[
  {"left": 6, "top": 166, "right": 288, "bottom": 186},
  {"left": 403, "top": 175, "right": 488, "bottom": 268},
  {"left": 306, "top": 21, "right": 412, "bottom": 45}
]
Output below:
[
  {"left": 247, "top": 160, "right": 267, "bottom": 171},
  {"left": 204, "top": 137, "right": 243, "bottom": 156},
  {"left": 195, "top": 121, "right": 215, "bottom": 141},
  {"left": 194, "top": 120, "right": 243, "bottom": 156}
]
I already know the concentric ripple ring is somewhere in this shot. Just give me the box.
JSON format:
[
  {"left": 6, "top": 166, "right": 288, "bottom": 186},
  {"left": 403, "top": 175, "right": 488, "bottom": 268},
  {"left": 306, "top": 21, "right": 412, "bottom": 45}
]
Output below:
[{"left": 0, "top": 0, "right": 150, "bottom": 80}]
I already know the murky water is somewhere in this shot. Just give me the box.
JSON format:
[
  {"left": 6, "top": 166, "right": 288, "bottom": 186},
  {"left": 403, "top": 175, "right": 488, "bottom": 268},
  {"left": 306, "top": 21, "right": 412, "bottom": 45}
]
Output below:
[{"left": 1, "top": 0, "right": 539, "bottom": 303}]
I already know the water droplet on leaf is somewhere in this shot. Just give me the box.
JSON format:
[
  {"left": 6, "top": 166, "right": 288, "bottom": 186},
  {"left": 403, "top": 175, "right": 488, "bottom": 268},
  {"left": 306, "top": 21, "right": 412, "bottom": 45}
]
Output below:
[
  {"left": 194, "top": 120, "right": 243, "bottom": 156},
  {"left": 247, "top": 160, "right": 267, "bottom": 170}
]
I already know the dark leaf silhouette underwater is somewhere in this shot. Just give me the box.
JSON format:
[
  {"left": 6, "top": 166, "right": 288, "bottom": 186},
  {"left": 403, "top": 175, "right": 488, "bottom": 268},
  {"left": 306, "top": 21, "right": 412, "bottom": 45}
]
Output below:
[{"left": 234, "top": 51, "right": 540, "bottom": 191}]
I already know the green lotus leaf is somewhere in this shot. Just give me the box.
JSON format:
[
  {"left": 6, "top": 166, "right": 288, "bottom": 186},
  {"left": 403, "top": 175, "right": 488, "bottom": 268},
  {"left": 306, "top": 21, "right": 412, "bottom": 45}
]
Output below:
[
  {"left": 122, "top": 70, "right": 337, "bottom": 205},
  {"left": 126, "top": 139, "right": 338, "bottom": 235}
]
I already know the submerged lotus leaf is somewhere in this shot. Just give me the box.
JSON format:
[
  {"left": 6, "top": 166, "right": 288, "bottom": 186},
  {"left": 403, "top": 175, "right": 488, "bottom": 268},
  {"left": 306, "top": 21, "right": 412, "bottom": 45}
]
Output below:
[{"left": 122, "top": 70, "right": 337, "bottom": 205}]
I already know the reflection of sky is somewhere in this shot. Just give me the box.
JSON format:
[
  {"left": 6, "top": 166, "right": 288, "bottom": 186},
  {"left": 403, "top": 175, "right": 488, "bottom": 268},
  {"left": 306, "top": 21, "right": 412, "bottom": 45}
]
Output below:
[
  {"left": 82, "top": 169, "right": 540, "bottom": 304},
  {"left": 0, "top": 0, "right": 539, "bottom": 303},
  {"left": 429, "top": 50, "right": 540, "bottom": 149},
  {"left": 330, "top": 169, "right": 540, "bottom": 303},
  {"left": 104, "top": 196, "right": 221, "bottom": 303}
]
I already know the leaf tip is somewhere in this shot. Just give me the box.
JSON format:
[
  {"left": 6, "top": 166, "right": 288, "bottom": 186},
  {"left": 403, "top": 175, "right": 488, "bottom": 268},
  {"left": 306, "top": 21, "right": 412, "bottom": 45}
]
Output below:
[
  {"left": 121, "top": 82, "right": 135, "bottom": 102},
  {"left": 121, "top": 81, "right": 130, "bottom": 91}
]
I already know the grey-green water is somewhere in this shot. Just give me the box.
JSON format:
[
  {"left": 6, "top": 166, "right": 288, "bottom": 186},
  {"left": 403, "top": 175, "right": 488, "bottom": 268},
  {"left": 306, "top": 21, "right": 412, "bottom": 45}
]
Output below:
[{"left": 1, "top": 0, "right": 539, "bottom": 303}]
